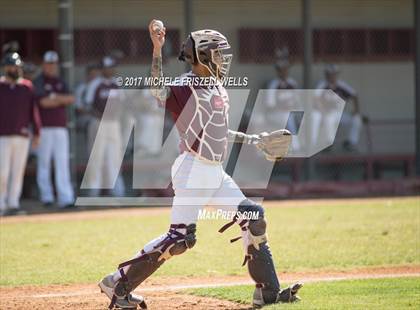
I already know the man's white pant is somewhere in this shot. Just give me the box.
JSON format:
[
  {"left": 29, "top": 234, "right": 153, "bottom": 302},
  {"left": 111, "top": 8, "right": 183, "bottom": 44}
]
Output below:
[
  {"left": 311, "top": 111, "right": 362, "bottom": 148},
  {"left": 170, "top": 152, "right": 246, "bottom": 224},
  {"left": 137, "top": 113, "right": 165, "bottom": 155},
  {"left": 0, "top": 136, "right": 30, "bottom": 210},
  {"left": 85, "top": 119, "right": 125, "bottom": 196},
  {"left": 37, "top": 127, "right": 74, "bottom": 206}
]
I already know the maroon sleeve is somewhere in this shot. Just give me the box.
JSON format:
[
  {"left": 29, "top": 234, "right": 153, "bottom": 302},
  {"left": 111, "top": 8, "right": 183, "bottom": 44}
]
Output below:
[
  {"left": 163, "top": 85, "right": 192, "bottom": 114},
  {"left": 31, "top": 91, "right": 42, "bottom": 135},
  {"left": 32, "top": 75, "right": 47, "bottom": 100},
  {"left": 20, "top": 78, "right": 33, "bottom": 89},
  {"left": 160, "top": 86, "right": 181, "bottom": 113}
]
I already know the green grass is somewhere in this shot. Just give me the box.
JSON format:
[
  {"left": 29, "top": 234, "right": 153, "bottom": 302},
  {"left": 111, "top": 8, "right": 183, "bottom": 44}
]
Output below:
[
  {"left": 187, "top": 277, "right": 420, "bottom": 309},
  {"left": 0, "top": 197, "right": 419, "bottom": 286}
]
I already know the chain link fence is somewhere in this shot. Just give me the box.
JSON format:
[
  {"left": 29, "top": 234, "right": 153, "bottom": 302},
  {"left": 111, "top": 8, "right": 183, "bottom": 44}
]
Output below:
[{"left": 0, "top": 0, "right": 416, "bottom": 198}]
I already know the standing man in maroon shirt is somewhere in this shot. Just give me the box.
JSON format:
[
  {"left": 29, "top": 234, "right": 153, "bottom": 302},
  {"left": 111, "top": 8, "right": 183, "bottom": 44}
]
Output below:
[
  {"left": 33, "top": 51, "right": 75, "bottom": 208},
  {"left": 84, "top": 56, "right": 126, "bottom": 197},
  {"left": 0, "top": 52, "right": 41, "bottom": 216}
]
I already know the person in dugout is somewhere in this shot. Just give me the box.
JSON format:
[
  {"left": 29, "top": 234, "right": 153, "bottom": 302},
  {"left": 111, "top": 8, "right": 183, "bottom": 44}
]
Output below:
[
  {"left": 0, "top": 52, "right": 41, "bottom": 216},
  {"left": 33, "top": 51, "right": 75, "bottom": 209}
]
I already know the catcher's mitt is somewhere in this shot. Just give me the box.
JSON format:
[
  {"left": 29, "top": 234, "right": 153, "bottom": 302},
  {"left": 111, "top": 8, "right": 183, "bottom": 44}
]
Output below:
[{"left": 256, "top": 129, "right": 292, "bottom": 161}]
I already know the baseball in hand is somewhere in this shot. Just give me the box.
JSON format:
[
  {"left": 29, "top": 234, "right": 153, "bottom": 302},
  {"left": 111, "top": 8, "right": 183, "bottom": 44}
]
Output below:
[{"left": 152, "top": 20, "right": 164, "bottom": 33}]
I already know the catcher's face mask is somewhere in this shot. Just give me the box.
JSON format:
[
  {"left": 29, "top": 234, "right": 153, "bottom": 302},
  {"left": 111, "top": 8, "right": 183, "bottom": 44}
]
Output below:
[{"left": 210, "top": 46, "right": 232, "bottom": 80}]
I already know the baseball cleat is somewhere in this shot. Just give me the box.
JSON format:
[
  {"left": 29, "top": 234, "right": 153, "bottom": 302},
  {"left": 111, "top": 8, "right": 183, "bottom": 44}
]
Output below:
[
  {"left": 277, "top": 282, "right": 303, "bottom": 303},
  {"left": 252, "top": 282, "right": 303, "bottom": 308},
  {"left": 99, "top": 274, "right": 147, "bottom": 309}
]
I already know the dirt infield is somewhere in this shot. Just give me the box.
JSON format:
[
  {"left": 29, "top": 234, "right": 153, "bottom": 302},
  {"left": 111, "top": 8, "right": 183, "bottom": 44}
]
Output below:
[
  {"left": 1, "top": 266, "right": 419, "bottom": 310},
  {"left": 0, "top": 288, "right": 247, "bottom": 310}
]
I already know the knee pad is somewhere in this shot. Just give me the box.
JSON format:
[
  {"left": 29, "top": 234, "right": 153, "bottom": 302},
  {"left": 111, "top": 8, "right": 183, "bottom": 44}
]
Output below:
[
  {"left": 219, "top": 199, "right": 268, "bottom": 256},
  {"left": 218, "top": 199, "right": 264, "bottom": 234},
  {"left": 246, "top": 218, "right": 268, "bottom": 252},
  {"left": 237, "top": 199, "right": 265, "bottom": 217},
  {"left": 238, "top": 200, "right": 268, "bottom": 254},
  {"left": 162, "top": 223, "right": 197, "bottom": 259}
]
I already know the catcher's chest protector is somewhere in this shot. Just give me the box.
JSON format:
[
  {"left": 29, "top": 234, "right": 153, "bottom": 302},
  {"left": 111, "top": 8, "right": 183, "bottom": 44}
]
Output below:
[{"left": 177, "top": 85, "right": 229, "bottom": 163}]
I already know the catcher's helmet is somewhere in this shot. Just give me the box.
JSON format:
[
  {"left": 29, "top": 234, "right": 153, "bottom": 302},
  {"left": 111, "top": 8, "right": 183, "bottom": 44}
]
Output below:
[
  {"left": 178, "top": 29, "right": 232, "bottom": 80},
  {"left": 2, "top": 52, "right": 22, "bottom": 67}
]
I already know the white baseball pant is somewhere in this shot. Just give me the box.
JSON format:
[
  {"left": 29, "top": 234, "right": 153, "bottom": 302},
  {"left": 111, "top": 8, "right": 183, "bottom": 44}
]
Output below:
[
  {"left": 0, "top": 136, "right": 30, "bottom": 210},
  {"left": 37, "top": 127, "right": 74, "bottom": 206},
  {"left": 85, "top": 119, "right": 125, "bottom": 196},
  {"left": 310, "top": 110, "right": 362, "bottom": 148}
]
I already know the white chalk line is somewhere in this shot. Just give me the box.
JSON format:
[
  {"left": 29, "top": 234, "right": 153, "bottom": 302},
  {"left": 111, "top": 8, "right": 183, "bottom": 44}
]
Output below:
[{"left": 22, "top": 272, "right": 420, "bottom": 299}]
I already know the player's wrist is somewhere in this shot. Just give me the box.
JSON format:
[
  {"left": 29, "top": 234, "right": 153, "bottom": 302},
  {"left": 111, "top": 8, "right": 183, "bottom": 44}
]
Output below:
[
  {"left": 153, "top": 47, "right": 162, "bottom": 57},
  {"left": 246, "top": 134, "right": 261, "bottom": 145}
]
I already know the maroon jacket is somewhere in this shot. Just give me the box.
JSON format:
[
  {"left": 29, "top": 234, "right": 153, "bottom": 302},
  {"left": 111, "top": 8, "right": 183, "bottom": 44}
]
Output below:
[
  {"left": 92, "top": 79, "right": 123, "bottom": 120},
  {"left": 0, "top": 77, "right": 41, "bottom": 137},
  {"left": 33, "top": 74, "right": 68, "bottom": 127}
]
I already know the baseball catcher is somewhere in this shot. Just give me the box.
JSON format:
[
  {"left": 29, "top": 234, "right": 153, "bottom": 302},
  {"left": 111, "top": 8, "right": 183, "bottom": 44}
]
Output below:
[{"left": 98, "top": 20, "right": 302, "bottom": 309}]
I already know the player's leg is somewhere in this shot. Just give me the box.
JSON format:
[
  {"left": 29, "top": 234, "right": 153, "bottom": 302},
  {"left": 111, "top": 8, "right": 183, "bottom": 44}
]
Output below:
[
  {"left": 110, "top": 153, "right": 211, "bottom": 290},
  {"left": 104, "top": 122, "right": 125, "bottom": 197},
  {"left": 87, "top": 117, "right": 99, "bottom": 152},
  {"left": 100, "top": 153, "right": 211, "bottom": 309},
  {"left": 7, "top": 136, "right": 30, "bottom": 210},
  {"left": 339, "top": 112, "right": 362, "bottom": 150},
  {"left": 0, "top": 136, "right": 12, "bottom": 213},
  {"left": 214, "top": 172, "right": 302, "bottom": 307},
  {"left": 100, "top": 221, "right": 197, "bottom": 309},
  {"left": 310, "top": 109, "right": 322, "bottom": 148},
  {"left": 101, "top": 222, "right": 198, "bottom": 308},
  {"left": 286, "top": 113, "right": 301, "bottom": 151},
  {"left": 348, "top": 113, "right": 362, "bottom": 146},
  {"left": 212, "top": 175, "right": 282, "bottom": 303},
  {"left": 36, "top": 128, "right": 55, "bottom": 204},
  {"left": 324, "top": 110, "right": 340, "bottom": 144},
  {"left": 84, "top": 119, "right": 106, "bottom": 195},
  {"left": 52, "top": 128, "right": 74, "bottom": 207}
]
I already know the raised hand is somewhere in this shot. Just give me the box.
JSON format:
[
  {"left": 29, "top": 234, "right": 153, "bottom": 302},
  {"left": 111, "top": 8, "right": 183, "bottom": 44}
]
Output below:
[{"left": 149, "top": 19, "right": 166, "bottom": 56}]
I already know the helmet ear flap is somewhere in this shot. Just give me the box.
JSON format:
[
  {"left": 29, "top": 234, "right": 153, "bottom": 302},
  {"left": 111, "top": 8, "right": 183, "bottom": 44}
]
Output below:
[
  {"left": 190, "top": 35, "right": 197, "bottom": 64},
  {"left": 178, "top": 45, "right": 186, "bottom": 61},
  {"left": 198, "top": 50, "right": 209, "bottom": 64},
  {"left": 178, "top": 34, "right": 197, "bottom": 65}
]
